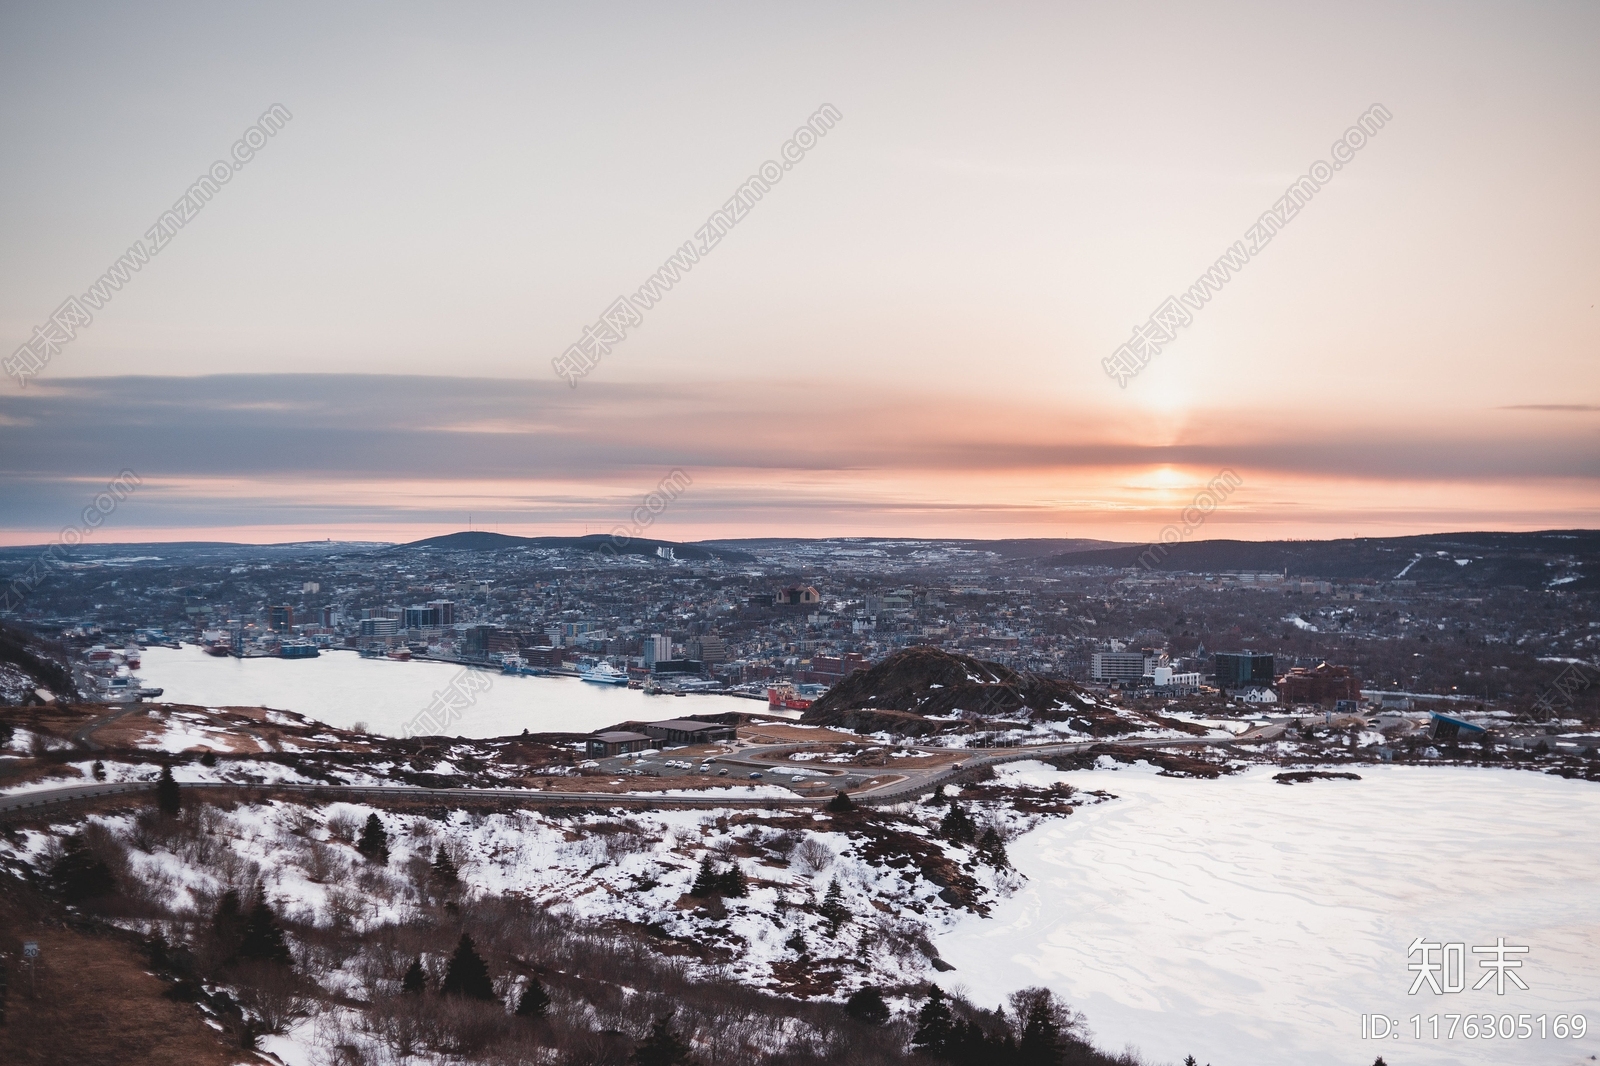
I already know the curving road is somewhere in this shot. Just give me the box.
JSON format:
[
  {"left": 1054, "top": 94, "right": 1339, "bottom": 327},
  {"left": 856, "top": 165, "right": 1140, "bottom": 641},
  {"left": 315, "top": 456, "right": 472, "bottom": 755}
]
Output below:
[{"left": 1, "top": 725, "right": 1283, "bottom": 818}]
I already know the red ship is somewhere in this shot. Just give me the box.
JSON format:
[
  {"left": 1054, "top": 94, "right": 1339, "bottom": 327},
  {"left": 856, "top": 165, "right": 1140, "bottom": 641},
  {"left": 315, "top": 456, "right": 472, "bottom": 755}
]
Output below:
[{"left": 767, "top": 683, "right": 812, "bottom": 711}]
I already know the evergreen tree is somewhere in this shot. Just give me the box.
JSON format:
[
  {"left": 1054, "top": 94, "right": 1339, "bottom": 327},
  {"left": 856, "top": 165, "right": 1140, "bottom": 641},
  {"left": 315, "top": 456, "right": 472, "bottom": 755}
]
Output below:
[
  {"left": 1017, "top": 997, "right": 1065, "bottom": 1066},
  {"left": 440, "top": 933, "right": 494, "bottom": 1000},
  {"left": 401, "top": 956, "right": 427, "bottom": 994},
  {"left": 357, "top": 813, "right": 389, "bottom": 865},
  {"left": 631, "top": 1012, "right": 697, "bottom": 1066},
  {"left": 826, "top": 790, "right": 855, "bottom": 813},
  {"left": 432, "top": 846, "right": 459, "bottom": 885},
  {"left": 53, "top": 833, "right": 117, "bottom": 903},
  {"left": 515, "top": 976, "right": 550, "bottom": 1018},
  {"left": 929, "top": 784, "right": 947, "bottom": 806},
  {"left": 717, "top": 861, "right": 748, "bottom": 898},
  {"left": 213, "top": 889, "right": 246, "bottom": 955},
  {"left": 819, "top": 879, "right": 850, "bottom": 934},
  {"left": 238, "top": 899, "right": 292, "bottom": 965},
  {"left": 91, "top": 760, "right": 106, "bottom": 781},
  {"left": 911, "top": 985, "right": 955, "bottom": 1057},
  {"left": 690, "top": 855, "right": 718, "bottom": 898},
  {"left": 845, "top": 986, "right": 890, "bottom": 1025},
  {"left": 939, "top": 802, "right": 975, "bottom": 843},
  {"left": 156, "top": 764, "right": 181, "bottom": 816},
  {"left": 977, "top": 827, "right": 1010, "bottom": 868}
]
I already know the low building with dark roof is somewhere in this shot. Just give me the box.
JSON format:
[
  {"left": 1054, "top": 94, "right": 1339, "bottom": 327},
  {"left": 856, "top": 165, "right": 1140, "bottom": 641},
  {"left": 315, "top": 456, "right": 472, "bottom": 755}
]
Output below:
[
  {"left": 643, "top": 719, "right": 738, "bottom": 747},
  {"left": 585, "top": 730, "right": 654, "bottom": 758}
]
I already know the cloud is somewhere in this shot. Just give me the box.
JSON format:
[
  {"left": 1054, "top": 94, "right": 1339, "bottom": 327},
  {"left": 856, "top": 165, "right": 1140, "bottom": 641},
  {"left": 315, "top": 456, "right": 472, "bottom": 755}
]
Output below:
[{"left": 1, "top": 375, "right": 1596, "bottom": 540}]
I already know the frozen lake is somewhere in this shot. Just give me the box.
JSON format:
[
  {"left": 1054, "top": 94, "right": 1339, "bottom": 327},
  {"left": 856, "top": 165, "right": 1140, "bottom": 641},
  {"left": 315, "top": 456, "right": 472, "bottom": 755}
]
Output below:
[
  {"left": 139, "top": 644, "right": 766, "bottom": 738},
  {"left": 937, "top": 761, "right": 1600, "bottom": 1066}
]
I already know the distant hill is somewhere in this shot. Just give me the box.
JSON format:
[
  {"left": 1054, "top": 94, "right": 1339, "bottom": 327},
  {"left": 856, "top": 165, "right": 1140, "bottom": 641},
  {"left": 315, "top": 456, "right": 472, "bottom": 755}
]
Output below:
[
  {"left": 695, "top": 537, "right": 1130, "bottom": 559},
  {"left": 1043, "top": 530, "right": 1600, "bottom": 589},
  {"left": 400, "top": 531, "right": 754, "bottom": 562}
]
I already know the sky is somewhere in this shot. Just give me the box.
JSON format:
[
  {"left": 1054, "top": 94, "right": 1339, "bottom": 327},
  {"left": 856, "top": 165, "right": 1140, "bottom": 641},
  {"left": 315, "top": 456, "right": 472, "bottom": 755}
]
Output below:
[{"left": 1, "top": 1, "right": 1597, "bottom": 546}]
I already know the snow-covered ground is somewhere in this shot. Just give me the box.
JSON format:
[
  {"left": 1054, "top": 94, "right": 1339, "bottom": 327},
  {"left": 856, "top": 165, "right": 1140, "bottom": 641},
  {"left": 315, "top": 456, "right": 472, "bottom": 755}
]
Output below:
[{"left": 936, "top": 761, "right": 1600, "bottom": 1066}]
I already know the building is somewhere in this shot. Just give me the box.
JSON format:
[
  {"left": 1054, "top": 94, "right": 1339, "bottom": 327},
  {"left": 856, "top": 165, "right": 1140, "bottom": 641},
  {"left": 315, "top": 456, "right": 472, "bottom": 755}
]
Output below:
[
  {"left": 644, "top": 718, "right": 738, "bottom": 747},
  {"left": 687, "top": 636, "right": 728, "bottom": 665},
  {"left": 651, "top": 658, "right": 704, "bottom": 676},
  {"left": 1092, "top": 647, "right": 1165, "bottom": 682},
  {"left": 796, "top": 652, "right": 867, "bottom": 685},
  {"left": 775, "top": 585, "right": 821, "bottom": 606},
  {"left": 359, "top": 617, "right": 400, "bottom": 637},
  {"left": 269, "top": 605, "right": 293, "bottom": 632},
  {"left": 1151, "top": 666, "right": 1204, "bottom": 690},
  {"left": 403, "top": 605, "right": 439, "bottom": 629},
  {"left": 585, "top": 730, "right": 654, "bottom": 758},
  {"left": 643, "top": 634, "right": 672, "bottom": 666},
  {"left": 1214, "top": 651, "right": 1276, "bottom": 688},
  {"left": 429, "top": 600, "right": 456, "bottom": 626},
  {"left": 1277, "top": 662, "right": 1360, "bottom": 703},
  {"left": 462, "top": 624, "right": 518, "bottom": 658}
]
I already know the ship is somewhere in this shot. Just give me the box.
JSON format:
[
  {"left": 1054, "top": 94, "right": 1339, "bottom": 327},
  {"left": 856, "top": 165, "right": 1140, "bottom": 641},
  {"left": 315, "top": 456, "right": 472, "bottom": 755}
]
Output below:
[
  {"left": 767, "top": 682, "right": 813, "bottom": 711},
  {"left": 579, "top": 662, "right": 629, "bottom": 685},
  {"left": 387, "top": 648, "right": 413, "bottom": 662}
]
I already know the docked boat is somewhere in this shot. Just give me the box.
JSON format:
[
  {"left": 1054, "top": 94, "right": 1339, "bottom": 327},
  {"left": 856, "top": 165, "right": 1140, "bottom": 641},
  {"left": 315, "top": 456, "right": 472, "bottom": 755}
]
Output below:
[
  {"left": 579, "top": 662, "right": 629, "bottom": 685},
  {"left": 501, "top": 654, "right": 527, "bottom": 675},
  {"left": 768, "top": 682, "right": 813, "bottom": 711},
  {"left": 387, "top": 648, "right": 413, "bottom": 662}
]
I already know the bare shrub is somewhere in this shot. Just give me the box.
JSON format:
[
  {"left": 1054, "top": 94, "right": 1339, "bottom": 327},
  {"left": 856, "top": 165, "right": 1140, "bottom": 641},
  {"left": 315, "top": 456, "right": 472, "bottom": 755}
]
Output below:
[
  {"left": 793, "top": 837, "right": 834, "bottom": 875},
  {"left": 326, "top": 811, "right": 361, "bottom": 844},
  {"left": 233, "top": 962, "right": 310, "bottom": 1034}
]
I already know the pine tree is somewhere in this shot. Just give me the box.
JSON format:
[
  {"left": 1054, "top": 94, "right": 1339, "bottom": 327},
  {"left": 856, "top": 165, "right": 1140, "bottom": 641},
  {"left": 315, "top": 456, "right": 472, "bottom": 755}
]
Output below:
[
  {"left": 631, "top": 1012, "right": 697, "bottom": 1066},
  {"left": 1017, "top": 997, "right": 1065, "bottom": 1066},
  {"left": 91, "top": 760, "right": 106, "bottom": 781},
  {"left": 819, "top": 879, "right": 850, "bottom": 934},
  {"left": 515, "top": 976, "right": 550, "bottom": 1018},
  {"left": 357, "top": 813, "right": 389, "bottom": 865},
  {"left": 440, "top": 933, "right": 494, "bottom": 1000},
  {"left": 156, "top": 764, "right": 181, "bottom": 816},
  {"left": 213, "top": 889, "right": 245, "bottom": 955},
  {"left": 717, "top": 861, "right": 748, "bottom": 898},
  {"left": 940, "top": 801, "right": 975, "bottom": 843},
  {"left": 690, "top": 855, "right": 718, "bottom": 898},
  {"left": 238, "top": 899, "right": 292, "bottom": 965},
  {"left": 432, "top": 846, "right": 459, "bottom": 885},
  {"left": 911, "top": 985, "right": 955, "bottom": 1057},
  {"left": 53, "top": 833, "right": 117, "bottom": 903},
  {"left": 826, "top": 790, "right": 855, "bottom": 813},
  {"left": 978, "top": 827, "right": 1010, "bottom": 868},
  {"left": 845, "top": 986, "right": 890, "bottom": 1025},
  {"left": 401, "top": 956, "right": 426, "bottom": 994}
]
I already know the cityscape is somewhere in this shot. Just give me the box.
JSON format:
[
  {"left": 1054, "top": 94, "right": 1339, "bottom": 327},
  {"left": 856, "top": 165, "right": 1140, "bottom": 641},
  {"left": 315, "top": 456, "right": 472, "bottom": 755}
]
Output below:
[{"left": 2, "top": 2, "right": 1598, "bottom": 1066}]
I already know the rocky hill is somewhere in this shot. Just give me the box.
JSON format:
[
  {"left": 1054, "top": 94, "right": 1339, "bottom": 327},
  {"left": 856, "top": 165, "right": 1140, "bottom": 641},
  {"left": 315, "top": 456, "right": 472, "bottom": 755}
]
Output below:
[{"left": 802, "top": 648, "right": 1093, "bottom": 735}]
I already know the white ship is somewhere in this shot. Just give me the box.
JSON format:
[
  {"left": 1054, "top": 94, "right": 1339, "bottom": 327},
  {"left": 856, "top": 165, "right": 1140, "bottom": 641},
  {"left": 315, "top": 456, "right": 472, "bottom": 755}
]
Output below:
[{"left": 579, "top": 662, "right": 629, "bottom": 685}]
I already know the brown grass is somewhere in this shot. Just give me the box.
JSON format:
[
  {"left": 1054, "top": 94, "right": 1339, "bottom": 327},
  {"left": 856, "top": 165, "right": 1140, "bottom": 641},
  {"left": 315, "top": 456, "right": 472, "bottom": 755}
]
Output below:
[{"left": 0, "top": 922, "right": 245, "bottom": 1066}]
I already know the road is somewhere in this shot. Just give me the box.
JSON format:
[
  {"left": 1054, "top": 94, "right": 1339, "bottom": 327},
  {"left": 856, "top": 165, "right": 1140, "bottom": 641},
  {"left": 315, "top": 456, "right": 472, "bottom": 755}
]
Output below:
[{"left": 1, "top": 724, "right": 1285, "bottom": 817}]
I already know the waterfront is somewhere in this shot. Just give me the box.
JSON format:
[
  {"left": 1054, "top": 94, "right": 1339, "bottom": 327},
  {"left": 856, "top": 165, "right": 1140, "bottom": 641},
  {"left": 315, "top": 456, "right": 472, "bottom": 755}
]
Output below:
[
  {"left": 139, "top": 644, "right": 766, "bottom": 738},
  {"left": 935, "top": 761, "right": 1600, "bottom": 1066}
]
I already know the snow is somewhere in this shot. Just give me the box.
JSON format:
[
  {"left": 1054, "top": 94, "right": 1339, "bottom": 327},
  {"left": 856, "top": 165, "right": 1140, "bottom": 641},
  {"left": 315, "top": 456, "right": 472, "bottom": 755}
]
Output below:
[{"left": 935, "top": 763, "right": 1600, "bottom": 1066}]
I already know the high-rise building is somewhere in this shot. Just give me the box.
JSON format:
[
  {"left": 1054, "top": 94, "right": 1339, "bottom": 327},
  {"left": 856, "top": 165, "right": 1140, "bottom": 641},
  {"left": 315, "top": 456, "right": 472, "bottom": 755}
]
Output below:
[
  {"left": 428, "top": 600, "right": 456, "bottom": 626},
  {"left": 1214, "top": 651, "right": 1276, "bottom": 688},
  {"left": 269, "top": 605, "right": 293, "bottom": 632},
  {"left": 644, "top": 634, "right": 672, "bottom": 665}
]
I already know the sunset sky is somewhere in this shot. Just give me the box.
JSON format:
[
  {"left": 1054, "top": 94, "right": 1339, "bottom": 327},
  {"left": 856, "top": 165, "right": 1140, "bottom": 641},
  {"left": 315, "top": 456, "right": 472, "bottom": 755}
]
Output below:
[{"left": 2, "top": 1, "right": 1597, "bottom": 546}]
